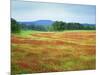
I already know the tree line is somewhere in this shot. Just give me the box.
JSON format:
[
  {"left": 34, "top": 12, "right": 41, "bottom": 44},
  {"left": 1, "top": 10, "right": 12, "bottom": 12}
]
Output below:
[
  {"left": 52, "top": 21, "right": 95, "bottom": 31},
  {"left": 11, "top": 18, "right": 96, "bottom": 33}
]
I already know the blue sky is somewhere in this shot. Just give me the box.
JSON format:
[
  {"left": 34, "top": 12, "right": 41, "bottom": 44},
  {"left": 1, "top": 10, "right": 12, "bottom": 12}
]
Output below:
[{"left": 11, "top": 0, "right": 96, "bottom": 24}]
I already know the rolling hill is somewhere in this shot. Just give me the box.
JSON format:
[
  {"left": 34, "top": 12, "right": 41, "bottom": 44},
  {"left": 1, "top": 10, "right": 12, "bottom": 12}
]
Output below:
[{"left": 19, "top": 20, "right": 54, "bottom": 26}]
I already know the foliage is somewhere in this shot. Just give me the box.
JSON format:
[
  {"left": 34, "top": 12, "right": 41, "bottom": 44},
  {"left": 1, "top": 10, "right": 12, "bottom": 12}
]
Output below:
[
  {"left": 11, "top": 18, "right": 21, "bottom": 33},
  {"left": 20, "top": 21, "right": 95, "bottom": 31},
  {"left": 11, "top": 18, "right": 96, "bottom": 32},
  {"left": 52, "top": 21, "right": 83, "bottom": 31},
  {"left": 52, "top": 21, "right": 95, "bottom": 31},
  {"left": 52, "top": 21, "right": 66, "bottom": 31}
]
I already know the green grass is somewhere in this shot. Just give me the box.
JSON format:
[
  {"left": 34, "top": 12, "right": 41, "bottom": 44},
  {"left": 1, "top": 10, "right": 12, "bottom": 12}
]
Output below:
[
  {"left": 12, "top": 30, "right": 39, "bottom": 37},
  {"left": 12, "top": 30, "right": 96, "bottom": 35},
  {"left": 63, "top": 30, "right": 96, "bottom": 32}
]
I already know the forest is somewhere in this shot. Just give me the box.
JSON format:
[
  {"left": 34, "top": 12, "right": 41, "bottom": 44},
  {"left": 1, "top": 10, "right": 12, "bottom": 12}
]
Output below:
[{"left": 11, "top": 18, "right": 96, "bottom": 33}]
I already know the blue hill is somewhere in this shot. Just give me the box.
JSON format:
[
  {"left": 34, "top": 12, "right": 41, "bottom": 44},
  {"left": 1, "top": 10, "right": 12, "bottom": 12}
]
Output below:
[
  {"left": 34, "top": 20, "right": 54, "bottom": 25},
  {"left": 19, "top": 20, "right": 96, "bottom": 26},
  {"left": 19, "top": 20, "right": 54, "bottom": 26},
  {"left": 81, "top": 23, "right": 96, "bottom": 26}
]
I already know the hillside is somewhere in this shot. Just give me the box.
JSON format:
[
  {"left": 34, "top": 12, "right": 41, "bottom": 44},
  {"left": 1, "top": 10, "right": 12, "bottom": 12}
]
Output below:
[{"left": 19, "top": 20, "right": 54, "bottom": 26}]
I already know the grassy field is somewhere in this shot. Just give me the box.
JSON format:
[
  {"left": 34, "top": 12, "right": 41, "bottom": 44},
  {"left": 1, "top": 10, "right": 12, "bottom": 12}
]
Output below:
[{"left": 11, "top": 30, "right": 96, "bottom": 74}]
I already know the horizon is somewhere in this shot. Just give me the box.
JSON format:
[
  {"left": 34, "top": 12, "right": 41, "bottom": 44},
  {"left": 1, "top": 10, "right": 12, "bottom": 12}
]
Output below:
[
  {"left": 11, "top": 1, "right": 96, "bottom": 24},
  {"left": 17, "top": 19, "right": 96, "bottom": 24}
]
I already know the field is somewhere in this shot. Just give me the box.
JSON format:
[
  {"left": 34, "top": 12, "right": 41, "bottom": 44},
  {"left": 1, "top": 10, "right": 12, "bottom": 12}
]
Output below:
[{"left": 11, "top": 30, "right": 96, "bottom": 74}]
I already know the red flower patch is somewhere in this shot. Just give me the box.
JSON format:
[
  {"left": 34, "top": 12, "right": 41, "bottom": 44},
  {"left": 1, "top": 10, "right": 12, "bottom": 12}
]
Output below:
[{"left": 17, "top": 62, "right": 30, "bottom": 68}]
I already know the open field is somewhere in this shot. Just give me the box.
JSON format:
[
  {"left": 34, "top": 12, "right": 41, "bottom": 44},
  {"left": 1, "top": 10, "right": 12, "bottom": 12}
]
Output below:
[{"left": 11, "top": 30, "right": 96, "bottom": 74}]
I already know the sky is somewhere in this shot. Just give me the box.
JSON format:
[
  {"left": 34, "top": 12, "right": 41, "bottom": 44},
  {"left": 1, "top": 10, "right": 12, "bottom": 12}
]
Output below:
[{"left": 11, "top": 0, "right": 96, "bottom": 24}]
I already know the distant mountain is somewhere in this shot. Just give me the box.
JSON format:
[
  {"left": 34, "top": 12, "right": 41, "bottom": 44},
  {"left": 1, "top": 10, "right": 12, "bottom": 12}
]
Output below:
[
  {"left": 81, "top": 23, "right": 96, "bottom": 26},
  {"left": 19, "top": 20, "right": 54, "bottom": 26},
  {"left": 34, "top": 20, "right": 54, "bottom": 25},
  {"left": 19, "top": 20, "right": 96, "bottom": 26},
  {"left": 19, "top": 22, "right": 33, "bottom": 25}
]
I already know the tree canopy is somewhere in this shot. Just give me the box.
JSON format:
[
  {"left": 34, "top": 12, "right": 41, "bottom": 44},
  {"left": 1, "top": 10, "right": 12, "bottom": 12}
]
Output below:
[{"left": 11, "top": 18, "right": 21, "bottom": 33}]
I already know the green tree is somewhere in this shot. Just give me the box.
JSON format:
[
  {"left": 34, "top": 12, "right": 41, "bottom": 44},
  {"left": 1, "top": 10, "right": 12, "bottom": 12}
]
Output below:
[
  {"left": 52, "top": 21, "right": 66, "bottom": 31},
  {"left": 11, "top": 18, "right": 21, "bottom": 33}
]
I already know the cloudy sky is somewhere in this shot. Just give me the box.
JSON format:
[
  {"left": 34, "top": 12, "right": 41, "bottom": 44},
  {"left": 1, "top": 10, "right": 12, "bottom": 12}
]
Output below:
[{"left": 11, "top": 0, "right": 96, "bottom": 24}]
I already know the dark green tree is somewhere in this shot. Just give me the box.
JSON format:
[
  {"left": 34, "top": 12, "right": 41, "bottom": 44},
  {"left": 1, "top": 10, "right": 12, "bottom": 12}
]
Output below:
[
  {"left": 52, "top": 21, "right": 66, "bottom": 31},
  {"left": 11, "top": 18, "right": 21, "bottom": 33}
]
